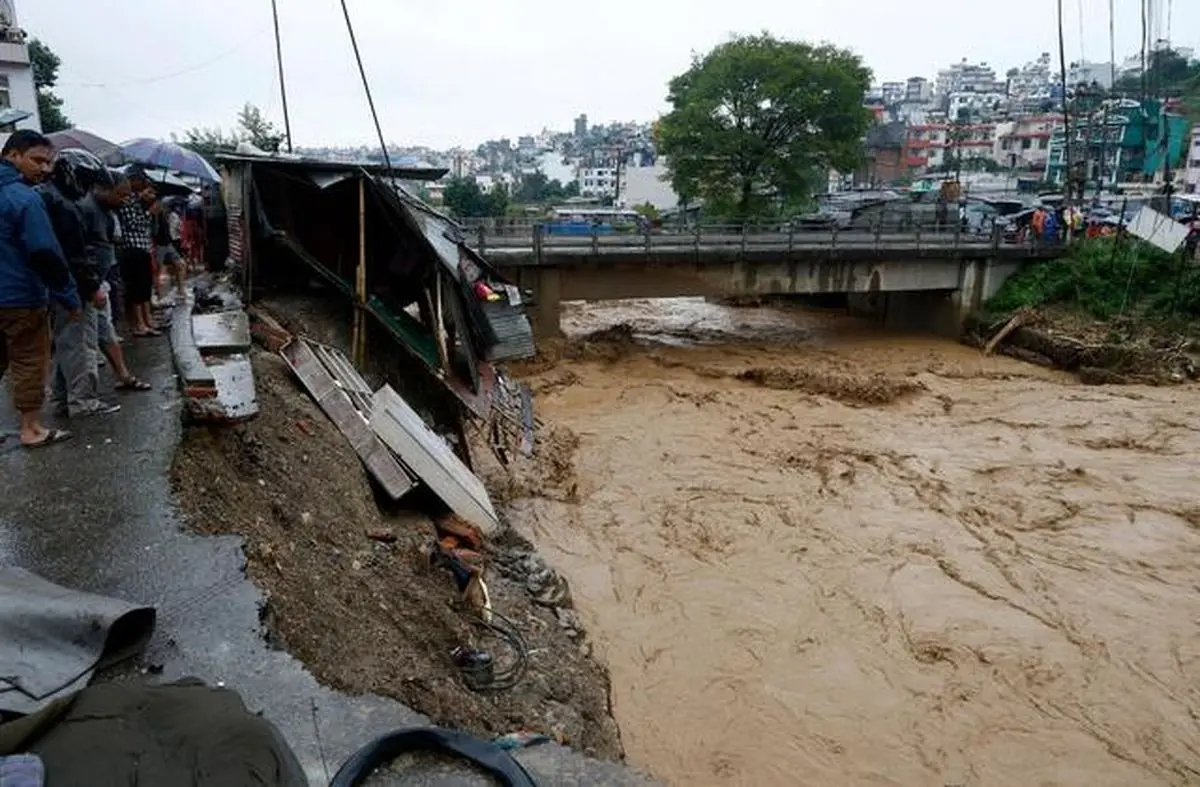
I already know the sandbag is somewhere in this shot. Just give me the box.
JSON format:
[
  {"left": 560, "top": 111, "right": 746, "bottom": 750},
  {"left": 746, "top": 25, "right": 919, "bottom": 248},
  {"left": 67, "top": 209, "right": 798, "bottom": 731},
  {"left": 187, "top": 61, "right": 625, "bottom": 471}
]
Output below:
[{"left": 0, "top": 679, "right": 305, "bottom": 787}]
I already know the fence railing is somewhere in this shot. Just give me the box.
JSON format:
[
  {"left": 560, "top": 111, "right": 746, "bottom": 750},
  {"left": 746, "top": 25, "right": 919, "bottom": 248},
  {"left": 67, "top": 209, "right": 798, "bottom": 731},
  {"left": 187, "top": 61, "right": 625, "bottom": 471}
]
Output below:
[{"left": 458, "top": 218, "right": 1063, "bottom": 260}]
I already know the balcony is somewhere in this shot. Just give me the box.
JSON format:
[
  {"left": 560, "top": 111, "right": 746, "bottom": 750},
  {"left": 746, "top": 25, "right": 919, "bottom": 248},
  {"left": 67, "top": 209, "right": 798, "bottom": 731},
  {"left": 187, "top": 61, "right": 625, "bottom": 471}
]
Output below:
[{"left": 0, "top": 40, "right": 28, "bottom": 66}]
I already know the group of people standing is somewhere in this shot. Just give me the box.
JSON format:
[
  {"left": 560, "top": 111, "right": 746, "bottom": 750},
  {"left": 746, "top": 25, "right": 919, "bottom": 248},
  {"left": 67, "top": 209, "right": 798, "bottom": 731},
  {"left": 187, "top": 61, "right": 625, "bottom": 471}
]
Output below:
[{"left": 0, "top": 129, "right": 194, "bottom": 448}]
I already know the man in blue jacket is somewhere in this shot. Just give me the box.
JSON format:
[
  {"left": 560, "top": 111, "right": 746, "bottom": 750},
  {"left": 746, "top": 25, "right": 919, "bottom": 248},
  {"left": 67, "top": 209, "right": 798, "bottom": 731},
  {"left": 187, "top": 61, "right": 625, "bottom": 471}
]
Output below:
[{"left": 0, "top": 130, "right": 79, "bottom": 447}]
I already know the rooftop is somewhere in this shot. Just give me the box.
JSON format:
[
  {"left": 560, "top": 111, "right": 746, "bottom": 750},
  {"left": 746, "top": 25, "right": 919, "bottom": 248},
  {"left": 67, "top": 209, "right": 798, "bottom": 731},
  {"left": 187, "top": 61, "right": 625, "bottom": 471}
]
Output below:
[{"left": 215, "top": 152, "right": 448, "bottom": 182}]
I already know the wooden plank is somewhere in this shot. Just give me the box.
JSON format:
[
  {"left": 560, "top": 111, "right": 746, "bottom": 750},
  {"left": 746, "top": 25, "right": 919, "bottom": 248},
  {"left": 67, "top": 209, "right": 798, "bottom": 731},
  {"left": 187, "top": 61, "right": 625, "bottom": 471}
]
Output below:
[
  {"left": 281, "top": 340, "right": 417, "bottom": 501},
  {"left": 369, "top": 384, "right": 500, "bottom": 536}
]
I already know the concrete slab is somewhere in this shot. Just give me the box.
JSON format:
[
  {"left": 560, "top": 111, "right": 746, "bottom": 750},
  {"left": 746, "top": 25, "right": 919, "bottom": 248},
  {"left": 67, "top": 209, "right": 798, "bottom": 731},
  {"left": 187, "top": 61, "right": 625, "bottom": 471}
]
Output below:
[
  {"left": 193, "top": 311, "right": 252, "bottom": 354},
  {"left": 169, "top": 301, "right": 215, "bottom": 389},
  {"left": 208, "top": 354, "right": 260, "bottom": 421},
  {"left": 0, "top": 339, "right": 654, "bottom": 786}
]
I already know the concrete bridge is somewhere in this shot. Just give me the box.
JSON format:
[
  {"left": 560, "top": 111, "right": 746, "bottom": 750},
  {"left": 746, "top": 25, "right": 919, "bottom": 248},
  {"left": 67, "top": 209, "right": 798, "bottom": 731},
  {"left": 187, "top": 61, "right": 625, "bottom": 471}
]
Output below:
[{"left": 464, "top": 222, "right": 1063, "bottom": 337}]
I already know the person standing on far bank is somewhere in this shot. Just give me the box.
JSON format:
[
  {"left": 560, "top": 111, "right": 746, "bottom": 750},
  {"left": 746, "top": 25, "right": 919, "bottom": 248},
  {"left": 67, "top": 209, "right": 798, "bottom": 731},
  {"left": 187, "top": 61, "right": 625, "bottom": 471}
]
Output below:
[{"left": 0, "top": 130, "right": 79, "bottom": 448}]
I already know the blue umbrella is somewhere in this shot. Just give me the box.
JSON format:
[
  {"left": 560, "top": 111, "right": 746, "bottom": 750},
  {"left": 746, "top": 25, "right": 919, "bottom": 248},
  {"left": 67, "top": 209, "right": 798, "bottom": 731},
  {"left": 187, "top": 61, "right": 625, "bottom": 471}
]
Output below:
[{"left": 118, "top": 138, "right": 221, "bottom": 183}]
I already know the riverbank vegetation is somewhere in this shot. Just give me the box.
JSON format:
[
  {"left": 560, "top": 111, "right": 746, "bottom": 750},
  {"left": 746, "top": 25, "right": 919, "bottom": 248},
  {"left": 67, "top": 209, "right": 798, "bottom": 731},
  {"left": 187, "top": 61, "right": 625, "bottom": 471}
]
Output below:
[
  {"left": 986, "top": 239, "right": 1200, "bottom": 323},
  {"left": 975, "top": 238, "right": 1199, "bottom": 384}
]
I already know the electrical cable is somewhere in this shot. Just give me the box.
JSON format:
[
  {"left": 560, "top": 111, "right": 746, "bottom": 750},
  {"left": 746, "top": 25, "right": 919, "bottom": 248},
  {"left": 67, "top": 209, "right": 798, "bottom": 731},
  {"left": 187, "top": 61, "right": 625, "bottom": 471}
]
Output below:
[
  {"left": 456, "top": 609, "right": 529, "bottom": 693},
  {"left": 336, "top": 0, "right": 393, "bottom": 174},
  {"left": 62, "top": 24, "right": 271, "bottom": 89},
  {"left": 1077, "top": 0, "right": 1086, "bottom": 64},
  {"left": 1108, "top": 0, "right": 1116, "bottom": 91}
]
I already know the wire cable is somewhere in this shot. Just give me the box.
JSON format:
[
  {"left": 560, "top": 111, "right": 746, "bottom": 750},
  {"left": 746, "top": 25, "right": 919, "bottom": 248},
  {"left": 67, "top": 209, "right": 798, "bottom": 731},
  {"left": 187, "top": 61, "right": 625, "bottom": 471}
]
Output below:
[
  {"left": 62, "top": 24, "right": 271, "bottom": 89},
  {"left": 337, "top": 0, "right": 393, "bottom": 173},
  {"left": 457, "top": 609, "right": 529, "bottom": 693}
]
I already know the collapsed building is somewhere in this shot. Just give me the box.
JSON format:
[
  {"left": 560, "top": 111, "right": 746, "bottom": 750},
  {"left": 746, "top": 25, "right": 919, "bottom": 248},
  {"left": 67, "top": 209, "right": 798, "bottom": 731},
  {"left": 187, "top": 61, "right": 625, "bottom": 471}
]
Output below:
[{"left": 212, "top": 152, "right": 537, "bottom": 534}]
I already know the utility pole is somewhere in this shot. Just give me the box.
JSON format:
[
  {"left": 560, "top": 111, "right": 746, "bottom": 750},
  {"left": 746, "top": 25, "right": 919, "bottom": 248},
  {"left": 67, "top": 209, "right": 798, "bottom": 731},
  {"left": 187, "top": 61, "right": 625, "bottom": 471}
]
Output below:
[
  {"left": 270, "top": 0, "right": 293, "bottom": 152},
  {"left": 1056, "top": 0, "right": 1075, "bottom": 230}
]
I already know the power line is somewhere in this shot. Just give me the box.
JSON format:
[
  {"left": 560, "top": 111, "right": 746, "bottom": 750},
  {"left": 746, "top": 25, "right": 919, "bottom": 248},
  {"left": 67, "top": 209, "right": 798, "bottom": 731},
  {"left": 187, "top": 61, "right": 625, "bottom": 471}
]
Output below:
[
  {"left": 1057, "top": 0, "right": 1075, "bottom": 210},
  {"left": 337, "top": 0, "right": 392, "bottom": 173},
  {"left": 1077, "top": 0, "right": 1086, "bottom": 63},
  {"left": 62, "top": 25, "right": 271, "bottom": 89},
  {"left": 1108, "top": 0, "right": 1116, "bottom": 89}
]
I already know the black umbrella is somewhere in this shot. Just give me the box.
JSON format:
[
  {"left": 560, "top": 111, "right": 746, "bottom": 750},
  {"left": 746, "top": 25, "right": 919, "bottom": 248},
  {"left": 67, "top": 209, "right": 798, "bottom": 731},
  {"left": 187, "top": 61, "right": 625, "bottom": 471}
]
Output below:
[{"left": 45, "top": 129, "right": 125, "bottom": 166}]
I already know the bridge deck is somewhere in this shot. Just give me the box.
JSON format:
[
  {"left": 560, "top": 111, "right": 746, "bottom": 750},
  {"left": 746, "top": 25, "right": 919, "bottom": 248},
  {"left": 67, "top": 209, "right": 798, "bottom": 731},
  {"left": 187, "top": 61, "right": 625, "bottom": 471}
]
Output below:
[{"left": 463, "top": 223, "right": 1063, "bottom": 266}]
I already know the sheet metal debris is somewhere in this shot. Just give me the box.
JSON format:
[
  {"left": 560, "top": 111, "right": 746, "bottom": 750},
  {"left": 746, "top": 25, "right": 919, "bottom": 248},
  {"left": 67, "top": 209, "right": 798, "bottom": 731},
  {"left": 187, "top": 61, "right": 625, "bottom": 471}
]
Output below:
[
  {"left": 370, "top": 385, "right": 501, "bottom": 536},
  {"left": 1127, "top": 205, "right": 1190, "bottom": 254},
  {"left": 281, "top": 338, "right": 417, "bottom": 500}
]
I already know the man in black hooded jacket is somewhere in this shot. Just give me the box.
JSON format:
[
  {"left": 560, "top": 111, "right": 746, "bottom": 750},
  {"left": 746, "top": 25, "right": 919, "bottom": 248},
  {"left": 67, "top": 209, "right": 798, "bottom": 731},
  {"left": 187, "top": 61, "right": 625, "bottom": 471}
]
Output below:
[{"left": 38, "top": 149, "right": 120, "bottom": 417}]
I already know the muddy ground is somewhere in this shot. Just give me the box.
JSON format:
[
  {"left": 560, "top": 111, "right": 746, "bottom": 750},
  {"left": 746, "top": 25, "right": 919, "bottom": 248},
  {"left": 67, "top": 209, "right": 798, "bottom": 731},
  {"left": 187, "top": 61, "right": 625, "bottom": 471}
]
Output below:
[{"left": 170, "top": 350, "right": 623, "bottom": 758}]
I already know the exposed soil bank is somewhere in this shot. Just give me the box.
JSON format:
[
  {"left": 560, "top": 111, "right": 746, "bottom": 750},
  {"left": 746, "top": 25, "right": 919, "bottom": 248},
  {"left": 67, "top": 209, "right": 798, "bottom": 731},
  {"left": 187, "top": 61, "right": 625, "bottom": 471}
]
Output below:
[
  {"left": 495, "top": 297, "right": 1200, "bottom": 786},
  {"left": 966, "top": 308, "right": 1199, "bottom": 385},
  {"left": 170, "top": 350, "right": 623, "bottom": 759}
]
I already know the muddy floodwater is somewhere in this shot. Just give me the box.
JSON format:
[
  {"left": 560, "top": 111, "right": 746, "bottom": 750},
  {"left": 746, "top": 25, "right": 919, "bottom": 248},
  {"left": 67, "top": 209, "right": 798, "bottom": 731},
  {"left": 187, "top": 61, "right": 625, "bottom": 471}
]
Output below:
[{"left": 505, "top": 298, "right": 1200, "bottom": 787}]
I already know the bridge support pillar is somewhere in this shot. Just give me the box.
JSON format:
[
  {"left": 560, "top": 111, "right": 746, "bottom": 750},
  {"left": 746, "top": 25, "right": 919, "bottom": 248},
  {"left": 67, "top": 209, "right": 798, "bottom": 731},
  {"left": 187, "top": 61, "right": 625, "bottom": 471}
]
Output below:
[
  {"left": 528, "top": 267, "right": 563, "bottom": 339},
  {"left": 875, "top": 259, "right": 1015, "bottom": 336}
]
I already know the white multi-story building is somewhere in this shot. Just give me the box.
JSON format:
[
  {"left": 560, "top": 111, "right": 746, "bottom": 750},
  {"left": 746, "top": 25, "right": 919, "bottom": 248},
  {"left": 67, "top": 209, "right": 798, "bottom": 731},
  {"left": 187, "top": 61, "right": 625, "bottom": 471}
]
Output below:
[
  {"left": 904, "top": 77, "right": 933, "bottom": 103},
  {"left": 878, "top": 81, "right": 905, "bottom": 105},
  {"left": 992, "top": 115, "right": 1060, "bottom": 172},
  {"left": 617, "top": 162, "right": 677, "bottom": 211},
  {"left": 1185, "top": 124, "right": 1200, "bottom": 194},
  {"left": 947, "top": 90, "right": 1006, "bottom": 120},
  {"left": 936, "top": 59, "right": 1002, "bottom": 99},
  {"left": 0, "top": 0, "right": 40, "bottom": 132},
  {"left": 1068, "top": 60, "right": 1115, "bottom": 89},
  {"left": 577, "top": 166, "right": 617, "bottom": 197},
  {"left": 1008, "top": 52, "right": 1053, "bottom": 98}
]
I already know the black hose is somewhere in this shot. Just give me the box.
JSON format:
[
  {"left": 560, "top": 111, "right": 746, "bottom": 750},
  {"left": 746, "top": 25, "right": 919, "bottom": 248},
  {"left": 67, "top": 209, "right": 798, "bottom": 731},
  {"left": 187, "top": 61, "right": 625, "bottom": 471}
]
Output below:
[{"left": 328, "top": 727, "right": 539, "bottom": 787}]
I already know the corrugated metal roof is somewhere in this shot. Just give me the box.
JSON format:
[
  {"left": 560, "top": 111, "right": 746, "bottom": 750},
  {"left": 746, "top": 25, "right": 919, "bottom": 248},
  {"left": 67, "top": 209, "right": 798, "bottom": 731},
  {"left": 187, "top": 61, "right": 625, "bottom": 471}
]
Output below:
[
  {"left": 215, "top": 152, "right": 448, "bottom": 182},
  {"left": 477, "top": 301, "right": 536, "bottom": 362}
]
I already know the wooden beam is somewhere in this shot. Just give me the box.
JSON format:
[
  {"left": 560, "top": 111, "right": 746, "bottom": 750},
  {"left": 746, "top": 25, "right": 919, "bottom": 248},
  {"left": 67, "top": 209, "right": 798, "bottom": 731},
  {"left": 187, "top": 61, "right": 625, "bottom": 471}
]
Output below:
[{"left": 352, "top": 176, "right": 368, "bottom": 367}]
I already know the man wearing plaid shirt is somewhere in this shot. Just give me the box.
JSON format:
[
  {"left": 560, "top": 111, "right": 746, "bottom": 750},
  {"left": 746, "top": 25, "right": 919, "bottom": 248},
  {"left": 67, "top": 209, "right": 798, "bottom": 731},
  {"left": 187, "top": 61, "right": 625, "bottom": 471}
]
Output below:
[{"left": 114, "top": 169, "right": 158, "bottom": 337}]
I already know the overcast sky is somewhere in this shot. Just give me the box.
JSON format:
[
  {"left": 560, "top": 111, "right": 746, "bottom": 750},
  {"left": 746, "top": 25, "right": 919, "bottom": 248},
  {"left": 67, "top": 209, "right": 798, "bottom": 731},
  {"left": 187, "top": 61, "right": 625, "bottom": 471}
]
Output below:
[{"left": 21, "top": 0, "right": 1198, "bottom": 149}]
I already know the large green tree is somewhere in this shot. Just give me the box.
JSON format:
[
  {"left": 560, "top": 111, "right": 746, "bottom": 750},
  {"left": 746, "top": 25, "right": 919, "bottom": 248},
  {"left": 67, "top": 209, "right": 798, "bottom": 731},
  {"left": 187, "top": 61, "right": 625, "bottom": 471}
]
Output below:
[
  {"left": 656, "top": 34, "right": 872, "bottom": 219},
  {"left": 443, "top": 177, "right": 508, "bottom": 218},
  {"left": 1114, "top": 47, "right": 1200, "bottom": 122},
  {"left": 512, "top": 171, "right": 577, "bottom": 204},
  {"left": 29, "top": 39, "right": 71, "bottom": 132}
]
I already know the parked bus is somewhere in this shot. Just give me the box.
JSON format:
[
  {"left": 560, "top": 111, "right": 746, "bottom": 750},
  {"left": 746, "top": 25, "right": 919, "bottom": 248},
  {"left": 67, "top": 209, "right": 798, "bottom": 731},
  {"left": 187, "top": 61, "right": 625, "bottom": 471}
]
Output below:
[{"left": 546, "top": 207, "right": 640, "bottom": 235}]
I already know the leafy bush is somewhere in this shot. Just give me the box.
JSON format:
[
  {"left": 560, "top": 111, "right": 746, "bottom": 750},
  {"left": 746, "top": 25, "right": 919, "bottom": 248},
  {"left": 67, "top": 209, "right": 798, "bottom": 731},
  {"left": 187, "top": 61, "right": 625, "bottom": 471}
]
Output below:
[{"left": 986, "top": 239, "right": 1198, "bottom": 321}]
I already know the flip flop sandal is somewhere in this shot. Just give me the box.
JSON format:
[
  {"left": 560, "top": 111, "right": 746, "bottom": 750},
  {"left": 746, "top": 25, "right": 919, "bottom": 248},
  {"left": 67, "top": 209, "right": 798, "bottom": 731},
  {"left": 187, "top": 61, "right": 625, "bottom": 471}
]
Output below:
[
  {"left": 134, "top": 329, "right": 163, "bottom": 338},
  {"left": 22, "top": 428, "right": 73, "bottom": 449},
  {"left": 116, "top": 377, "right": 153, "bottom": 391}
]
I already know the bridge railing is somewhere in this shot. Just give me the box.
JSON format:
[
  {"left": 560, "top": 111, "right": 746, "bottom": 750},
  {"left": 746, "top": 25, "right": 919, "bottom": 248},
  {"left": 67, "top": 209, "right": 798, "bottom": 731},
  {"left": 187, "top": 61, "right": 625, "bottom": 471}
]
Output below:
[{"left": 459, "top": 217, "right": 1062, "bottom": 259}]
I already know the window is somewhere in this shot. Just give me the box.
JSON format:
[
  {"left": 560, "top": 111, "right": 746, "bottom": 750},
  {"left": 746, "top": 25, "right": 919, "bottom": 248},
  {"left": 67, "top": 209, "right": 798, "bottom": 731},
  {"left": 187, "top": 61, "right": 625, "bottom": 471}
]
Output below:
[
  {"left": 0, "top": 75, "right": 9, "bottom": 109},
  {"left": 1021, "top": 138, "right": 1032, "bottom": 150},
  {"left": 1038, "top": 139, "right": 1049, "bottom": 150}
]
